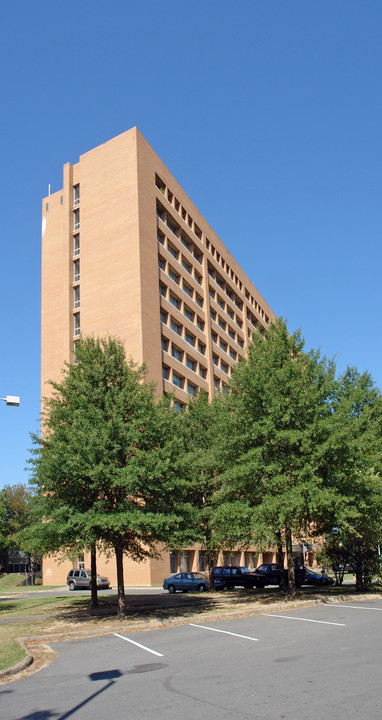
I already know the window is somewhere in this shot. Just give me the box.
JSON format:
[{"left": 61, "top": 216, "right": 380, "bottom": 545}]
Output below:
[
  {"left": 167, "top": 217, "right": 179, "bottom": 235},
  {"left": 158, "top": 231, "right": 165, "bottom": 244},
  {"left": 174, "top": 401, "right": 184, "bottom": 414},
  {"left": 198, "top": 551, "right": 205, "bottom": 571},
  {"left": 219, "top": 339, "right": 227, "bottom": 352},
  {"left": 73, "top": 184, "right": 80, "bottom": 206},
  {"left": 237, "top": 337, "right": 244, "bottom": 348},
  {"left": 227, "top": 307, "right": 234, "bottom": 320},
  {"left": 221, "top": 361, "right": 229, "bottom": 374},
  {"left": 210, "top": 310, "right": 216, "bottom": 322},
  {"left": 74, "top": 313, "right": 80, "bottom": 337},
  {"left": 182, "top": 257, "right": 192, "bottom": 274},
  {"left": 169, "top": 293, "right": 181, "bottom": 310},
  {"left": 217, "top": 296, "right": 225, "bottom": 309},
  {"left": 159, "top": 283, "right": 167, "bottom": 298},
  {"left": 168, "top": 267, "right": 180, "bottom": 284},
  {"left": 172, "top": 372, "right": 184, "bottom": 389},
  {"left": 73, "top": 235, "right": 80, "bottom": 256},
  {"left": 199, "top": 366, "right": 207, "bottom": 379},
  {"left": 195, "top": 271, "right": 202, "bottom": 285},
  {"left": 181, "top": 234, "right": 191, "bottom": 251},
  {"left": 158, "top": 256, "right": 166, "bottom": 271},
  {"left": 170, "top": 550, "right": 176, "bottom": 573},
  {"left": 168, "top": 243, "right": 179, "bottom": 260},
  {"left": 196, "top": 294, "right": 203, "bottom": 308},
  {"left": 184, "top": 306, "right": 194, "bottom": 322},
  {"left": 228, "top": 327, "right": 235, "bottom": 340},
  {"left": 197, "top": 318, "right": 204, "bottom": 332},
  {"left": 161, "top": 337, "right": 169, "bottom": 352},
  {"left": 211, "top": 331, "right": 217, "bottom": 343},
  {"left": 186, "top": 356, "right": 196, "bottom": 372},
  {"left": 209, "top": 287, "right": 215, "bottom": 299},
  {"left": 171, "top": 319, "right": 182, "bottom": 336},
  {"left": 218, "top": 317, "right": 226, "bottom": 331},
  {"left": 160, "top": 310, "right": 168, "bottom": 325},
  {"left": 73, "top": 285, "right": 80, "bottom": 309},
  {"left": 187, "top": 381, "right": 197, "bottom": 397},
  {"left": 236, "top": 318, "right": 243, "bottom": 330},
  {"left": 230, "top": 348, "right": 237, "bottom": 361},
  {"left": 183, "top": 281, "right": 193, "bottom": 299},
  {"left": 172, "top": 345, "right": 183, "bottom": 362},
  {"left": 162, "top": 365, "right": 170, "bottom": 380},
  {"left": 214, "top": 377, "right": 220, "bottom": 390},
  {"left": 213, "top": 354, "right": 219, "bottom": 366},
  {"left": 198, "top": 341, "right": 206, "bottom": 355},
  {"left": 73, "top": 209, "right": 80, "bottom": 231},
  {"left": 73, "top": 259, "right": 80, "bottom": 282},
  {"left": 179, "top": 551, "right": 190, "bottom": 572},
  {"left": 185, "top": 331, "right": 196, "bottom": 347}
]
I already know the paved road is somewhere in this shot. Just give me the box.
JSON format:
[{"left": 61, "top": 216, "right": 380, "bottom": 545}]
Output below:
[{"left": 1, "top": 597, "right": 382, "bottom": 719}]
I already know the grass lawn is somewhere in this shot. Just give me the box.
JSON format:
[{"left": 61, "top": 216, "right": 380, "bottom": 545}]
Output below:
[{"left": 0, "top": 574, "right": 62, "bottom": 595}]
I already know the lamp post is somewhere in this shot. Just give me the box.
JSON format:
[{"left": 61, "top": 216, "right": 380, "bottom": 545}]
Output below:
[{"left": 0, "top": 395, "right": 20, "bottom": 407}]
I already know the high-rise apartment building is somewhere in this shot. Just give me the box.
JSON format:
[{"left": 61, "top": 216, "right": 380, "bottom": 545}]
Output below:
[{"left": 41, "top": 127, "right": 278, "bottom": 585}]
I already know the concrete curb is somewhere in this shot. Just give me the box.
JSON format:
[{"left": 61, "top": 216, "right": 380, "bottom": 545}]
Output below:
[{"left": 0, "top": 639, "right": 33, "bottom": 678}]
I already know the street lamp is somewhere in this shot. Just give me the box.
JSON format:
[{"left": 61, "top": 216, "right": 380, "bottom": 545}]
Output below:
[{"left": 0, "top": 395, "right": 20, "bottom": 407}]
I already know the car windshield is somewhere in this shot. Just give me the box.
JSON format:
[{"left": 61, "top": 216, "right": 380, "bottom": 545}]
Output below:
[{"left": 193, "top": 573, "right": 206, "bottom": 580}]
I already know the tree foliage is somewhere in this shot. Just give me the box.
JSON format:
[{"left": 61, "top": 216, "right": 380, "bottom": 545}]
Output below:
[
  {"left": 214, "top": 318, "right": 339, "bottom": 592},
  {"left": 22, "top": 336, "right": 197, "bottom": 615}
]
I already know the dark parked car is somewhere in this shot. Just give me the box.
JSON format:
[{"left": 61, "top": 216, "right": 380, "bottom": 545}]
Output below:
[
  {"left": 67, "top": 568, "right": 110, "bottom": 590},
  {"left": 252, "top": 562, "right": 306, "bottom": 588},
  {"left": 302, "top": 569, "right": 335, "bottom": 586},
  {"left": 163, "top": 572, "right": 210, "bottom": 593},
  {"left": 213, "top": 566, "right": 258, "bottom": 589}
]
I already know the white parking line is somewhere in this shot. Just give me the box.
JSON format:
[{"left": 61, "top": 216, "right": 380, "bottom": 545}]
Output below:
[
  {"left": 189, "top": 623, "right": 259, "bottom": 641},
  {"left": 331, "top": 604, "right": 382, "bottom": 612},
  {"left": 263, "top": 614, "right": 345, "bottom": 626},
  {"left": 113, "top": 633, "right": 164, "bottom": 656}
]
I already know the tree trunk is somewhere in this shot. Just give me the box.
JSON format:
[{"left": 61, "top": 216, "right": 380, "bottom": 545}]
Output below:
[
  {"left": 277, "top": 531, "right": 287, "bottom": 591},
  {"left": 115, "top": 543, "right": 126, "bottom": 616},
  {"left": 206, "top": 539, "right": 216, "bottom": 592},
  {"left": 285, "top": 527, "right": 296, "bottom": 595},
  {"left": 90, "top": 544, "right": 98, "bottom": 609},
  {"left": 355, "top": 542, "right": 364, "bottom": 591}
]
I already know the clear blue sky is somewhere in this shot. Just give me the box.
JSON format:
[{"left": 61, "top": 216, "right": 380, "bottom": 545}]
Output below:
[{"left": 1, "top": 1, "right": 381, "bottom": 492}]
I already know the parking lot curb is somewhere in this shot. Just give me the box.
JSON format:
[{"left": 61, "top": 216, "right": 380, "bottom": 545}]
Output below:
[{"left": 0, "top": 639, "right": 33, "bottom": 678}]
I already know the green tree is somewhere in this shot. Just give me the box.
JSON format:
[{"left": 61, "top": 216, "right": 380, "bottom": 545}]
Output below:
[
  {"left": 178, "top": 391, "right": 226, "bottom": 588},
  {"left": 23, "top": 336, "right": 196, "bottom": 615},
  {"left": 0, "top": 484, "right": 35, "bottom": 573},
  {"left": 323, "top": 369, "right": 382, "bottom": 589},
  {"left": 214, "top": 319, "right": 338, "bottom": 593}
]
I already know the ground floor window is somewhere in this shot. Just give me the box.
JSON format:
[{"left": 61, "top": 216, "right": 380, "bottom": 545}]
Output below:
[
  {"left": 169, "top": 551, "right": 176, "bottom": 573},
  {"left": 198, "top": 551, "right": 205, "bottom": 571},
  {"left": 179, "top": 551, "right": 190, "bottom": 572}
]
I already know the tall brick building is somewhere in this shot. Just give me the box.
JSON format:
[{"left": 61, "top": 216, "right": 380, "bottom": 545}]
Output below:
[{"left": 41, "top": 127, "right": 279, "bottom": 586}]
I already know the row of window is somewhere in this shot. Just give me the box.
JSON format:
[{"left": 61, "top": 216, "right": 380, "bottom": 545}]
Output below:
[
  {"left": 207, "top": 263, "right": 243, "bottom": 311},
  {"left": 157, "top": 204, "right": 203, "bottom": 264},
  {"left": 206, "top": 241, "right": 269, "bottom": 324},
  {"left": 159, "top": 257, "right": 203, "bottom": 306},
  {"left": 160, "top": 310, "right": 206, "bottom": 355},
  {"left": 155, "top": 172, "right": 270, "bottom": 328},
  {"left": 161, "top": 337, "right": 208, "bottom": 379},
  {"left": 155, "top": 175, "right": 202, "bottom": 241},
  {"left": 162, "top": 365, "right": 199, "bottom": 397},
  {"left": 158, "top": 236, "right": 204, "bottom": 288},
  {"left": 159, "top": 283, "right": 205, "bottom": 332}
]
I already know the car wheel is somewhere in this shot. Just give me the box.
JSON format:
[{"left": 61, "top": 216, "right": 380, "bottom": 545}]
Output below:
[
  {"left": 168, "top": 584, "right": 176, "bottom": 594},
  {"left": 198, "top": 584, "right": 206, "bottom": 592},
  {"left": 69, "top": 581, "right": 76, "bottom": 591}
]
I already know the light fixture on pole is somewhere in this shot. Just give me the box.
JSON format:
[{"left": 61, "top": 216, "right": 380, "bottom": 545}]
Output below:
[{"left": 0, "top": 395, "right": 20, "bottom": 407}]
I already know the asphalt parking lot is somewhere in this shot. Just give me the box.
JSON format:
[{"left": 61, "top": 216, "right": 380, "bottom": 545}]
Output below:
[{"left": 1, "top": 598, "right": 382, "bottom": 720}]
